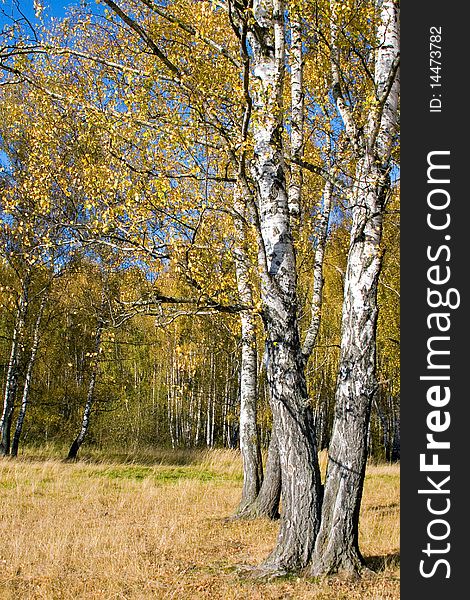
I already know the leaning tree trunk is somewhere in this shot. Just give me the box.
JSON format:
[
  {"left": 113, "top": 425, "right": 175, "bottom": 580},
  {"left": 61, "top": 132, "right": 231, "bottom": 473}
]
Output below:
[
  {"left": 67, "top": 320, "right": 103, "bottom": 460},
  {"left": 0, "top": 291, "right": 28, "bottom": 456},
  {"left": 11, "top": 293, "right": 47, "bottom": 457},
  {"left": 246, "top": 0, "right": 322, "bottom": 572},
  {"left": 310, "top": 0, "right": 399, "bottom": 576}
]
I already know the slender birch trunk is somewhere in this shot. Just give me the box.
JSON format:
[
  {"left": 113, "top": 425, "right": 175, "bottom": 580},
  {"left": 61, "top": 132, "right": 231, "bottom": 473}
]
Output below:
[
  {"left": 302, "top": 180, "right": 333, "bottom": 362},
  {"left": 235, "top": 343, "right": 282, "bottom": 520},
  {"left": 236, "top": 310, "right": 264, "bottom": 506},
  {"left": 195, "top": 390, "right": 202, "bottom": 446},
  {"left": 310, "top": 0, "right": 399, "bottom": 576},
  {"left": 232, "top": 190, "right": 264, "bottom": 515},
  {"left": 210, "top": 385, "right": 215, "bottom": 448},
  {"left": 67, "top": 318, "right": 103, "bottom": 460},
  {"left": 239, "top": 428, "right": 281, "bottom": 520},
  {"left": 254, "top": 430, "right": 281, "bottom": 519},
  {"left": 167, "top": 368, "right": 175, "bottom": 448},
  {"left": 0, "top": 289, "right": 28, "bottom": 456},
  {"left": 206, "top": 355, "right": 212, "bottom": 448},
  {"left": 247, "top": 0, "right": 322, "bottom": 572},
  {"left": 11, "top": 293, "right": 47, "bottom": 457},
  {"left": 288, "top": 7, "right": 303, "bottom": 219}
]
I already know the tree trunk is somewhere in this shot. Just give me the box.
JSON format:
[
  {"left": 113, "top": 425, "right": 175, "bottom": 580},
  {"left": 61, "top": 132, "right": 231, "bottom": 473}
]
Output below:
[
  {"left": 287, "top": 8, "right": 303, "bottom": 220},
  {"left": 309, "top": 0, "right": 399, "bottom": 576},
  {"left": 210, "top": 386, "right": 215, "bottom": 448},
  {"left": 261, "top": 321, "right": 322, "bottom": 572},
  {"left": 195, "top": 390, "right": 202, "bottom": 446},
  {"left": 0, "top": 291, "right": 28, "bottom": 456},
  {"left": 237, "top": 428, "right": 281, "bottom": 520},
  {"left": 246, "top": 0, "right": 322, "bottom": 572},
  {"left": 232, "top": 190, "right": 264, "bottom": 515},
  {"left": 310, "top": 157, "right": 386, "bottom": 575},
  {"left": 67, "top": 320, "right": 103, "bottom": 460},
  {"left": 235, "top": 310, "right": 264, "bottom": 512},
  {"left": 302, "top": 180, "right": 333, "bottom": 363},
  {"left": 11, "top": 293, "right": 47, "bottom": 457}
]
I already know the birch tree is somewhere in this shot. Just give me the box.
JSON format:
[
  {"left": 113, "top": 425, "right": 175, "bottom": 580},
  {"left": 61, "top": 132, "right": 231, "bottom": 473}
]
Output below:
[
  {"left": 310, "top": 0, "right": 399, "bottom": 576},
  {"left": 0, "top": 276, "right": 28, "bottom": 455},
  {"left": 10, "top": 291, "right": 47, "bottom": 457},
  {"left": 67, "top": 308, "right": 105, "bottom": 460},
  {"left": 237, "top": 0, "right": 322, "bottom": 572},
  {"left": 232, "top": 190, "right": 263, "bottom": 514}
]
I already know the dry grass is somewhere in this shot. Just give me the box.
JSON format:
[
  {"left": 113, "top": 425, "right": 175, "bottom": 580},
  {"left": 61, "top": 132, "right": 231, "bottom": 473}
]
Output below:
[{"left": 0, "top": 449, "right": 399, "bottom": 599}]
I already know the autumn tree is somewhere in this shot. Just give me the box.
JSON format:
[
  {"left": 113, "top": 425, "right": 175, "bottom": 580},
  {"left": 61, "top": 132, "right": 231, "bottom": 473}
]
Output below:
[
  {"left": 309, "top": 0, "right": 400, "bottom": 576},
  {"left": 0, "top": 0, "right": 400, "bottom": 578},
  {"left": 0, "top": 116, "right": 71, "bottom": 455}
]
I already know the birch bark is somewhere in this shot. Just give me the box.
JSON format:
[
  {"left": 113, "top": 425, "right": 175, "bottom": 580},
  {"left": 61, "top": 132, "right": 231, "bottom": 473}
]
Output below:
[
  {"left": 10, "top": 293, "right": 47, "bottom": 457},
  {"left": 238, "top": 428, "right": 281, "bottom": 519},
  {"left": 67, "top": 318, "right": 104, "bottom": 460},
  {"left": 288, "top": 7, "right": 303, "bottom": 219},
  {"left": 247, "top": 0, "right": 322, "bottom": 571},
  {"left": 302, "top": 180, "right": 333, "bottom": 363},
  {"left": 0, "top": 287, "right": 28, "bottom": 456},
  {"left": 233, "top": 191, "right": 264, "bottom": 515},
  {"left": 310, "top": 0, "right": 399, "bottom": 576}
]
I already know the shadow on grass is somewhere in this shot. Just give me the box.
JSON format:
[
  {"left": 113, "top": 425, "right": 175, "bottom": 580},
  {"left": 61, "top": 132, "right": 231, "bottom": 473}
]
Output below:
[
  {"left": 369, "top": 502, "right": 399, "bottom": 512},
  {"left": 366, "top": 552, "right": 400, "bottom": 572}
]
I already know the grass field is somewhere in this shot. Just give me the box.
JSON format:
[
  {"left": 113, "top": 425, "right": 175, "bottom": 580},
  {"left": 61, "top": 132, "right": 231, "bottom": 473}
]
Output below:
[{"left": 0, "top": 448, "right": 399, "bottom": 599}]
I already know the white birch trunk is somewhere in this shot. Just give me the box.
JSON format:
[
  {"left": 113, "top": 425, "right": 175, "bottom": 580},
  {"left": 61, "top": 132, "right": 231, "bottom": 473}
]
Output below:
[
  {"left": 206, "top": 354, "right": 213, "bottom": 448},
  {"left": 11, "top": 293, "right": 47, "bottom": 457},
  {"left": 288, "top": 9, "right": 303, "bottom": 219},
  {"left": 210, "top": 378, "right": 215, "bottom": 448},
  {"left": 0, "top": 290, "right": 28, "bottom": 456},
  {"left": 310, "top": 0, "right": 399, "bottom": 576},
  {"left": 302, "top": 180, "right": 333, "bottom": 362},
  {"left": 167, "top": 368, "right": 175, "bottom": 449},
  {"left": 239, "top": 427, "right": 282, "bottom": 520},
  {"left": 67, "top": 319, "right": 103, "bottom": 460},
  {"left": 247, "top": 0, "right": 322, "bottom": 572},
  {"left": 232, "top": 190, "right": 264, "bottom": 514},
  {"left": 195, "top": 390, "right": 202, "bottom": 446}
]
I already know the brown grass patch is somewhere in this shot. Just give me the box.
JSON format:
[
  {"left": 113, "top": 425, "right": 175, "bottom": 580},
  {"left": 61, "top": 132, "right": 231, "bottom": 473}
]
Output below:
[{"left": 0, "top": 449, "right": 399, "bottom": 599}]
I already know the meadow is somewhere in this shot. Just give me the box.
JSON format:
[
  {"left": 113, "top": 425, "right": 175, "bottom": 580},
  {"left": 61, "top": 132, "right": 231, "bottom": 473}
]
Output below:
[{"left": 0, "top": 448, "right": 399, "bottom": 599}]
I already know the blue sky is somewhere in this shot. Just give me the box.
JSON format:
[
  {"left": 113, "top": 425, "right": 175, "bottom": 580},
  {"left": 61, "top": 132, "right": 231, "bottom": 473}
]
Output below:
[
  {"left": 0, "top": 2, "right": 81, "bottom": 171},
  {"left": 0, "top": 0, "right": 79, "bottom": 28}
]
